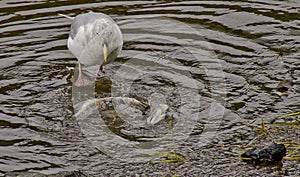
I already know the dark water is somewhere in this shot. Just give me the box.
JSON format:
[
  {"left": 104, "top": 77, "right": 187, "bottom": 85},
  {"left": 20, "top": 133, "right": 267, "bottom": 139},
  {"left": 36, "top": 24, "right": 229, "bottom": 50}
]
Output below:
[{"left": 0, "top": 0, "right": 299, "bottom": 176}]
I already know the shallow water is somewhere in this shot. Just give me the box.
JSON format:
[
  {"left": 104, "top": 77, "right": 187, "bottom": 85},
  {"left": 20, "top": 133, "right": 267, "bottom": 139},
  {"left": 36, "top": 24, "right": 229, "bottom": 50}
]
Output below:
[{"left": 0, "top": 0, "right": 299, "bottom": 176}]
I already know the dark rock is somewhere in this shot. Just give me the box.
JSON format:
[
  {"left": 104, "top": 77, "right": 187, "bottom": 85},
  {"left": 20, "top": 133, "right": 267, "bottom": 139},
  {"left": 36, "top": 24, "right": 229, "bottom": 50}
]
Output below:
[{"left": 241, "top": 142, "right": 286, "bottom": 164}]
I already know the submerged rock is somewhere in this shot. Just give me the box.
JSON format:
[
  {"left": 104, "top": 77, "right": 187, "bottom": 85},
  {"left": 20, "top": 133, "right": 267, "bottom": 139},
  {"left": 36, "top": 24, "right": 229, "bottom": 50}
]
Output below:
[{"left": 241, "top": 142, "right": 286, "bottom": 164}]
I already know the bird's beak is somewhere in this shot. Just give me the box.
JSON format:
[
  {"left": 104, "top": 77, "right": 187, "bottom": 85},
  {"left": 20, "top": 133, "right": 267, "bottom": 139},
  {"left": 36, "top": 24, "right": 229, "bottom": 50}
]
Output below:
[{"left": 103, "top": 44, "right": 108, "bottom": 62}]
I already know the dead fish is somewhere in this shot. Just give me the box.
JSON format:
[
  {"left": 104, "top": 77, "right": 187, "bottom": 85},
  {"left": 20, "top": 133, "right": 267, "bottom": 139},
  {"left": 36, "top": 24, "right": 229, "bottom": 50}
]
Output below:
[
  {"left": 74, "top": 97, "right": 167, "bottom": 125},
  {"left": 147, "top": 104, "right": 169, "bottom": 125}
]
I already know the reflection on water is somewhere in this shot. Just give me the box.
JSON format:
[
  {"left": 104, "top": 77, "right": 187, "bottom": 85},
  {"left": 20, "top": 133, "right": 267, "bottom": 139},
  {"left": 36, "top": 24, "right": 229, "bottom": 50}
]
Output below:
[{"left": 0, "top": 0, "right": 299, "bottom": 176}]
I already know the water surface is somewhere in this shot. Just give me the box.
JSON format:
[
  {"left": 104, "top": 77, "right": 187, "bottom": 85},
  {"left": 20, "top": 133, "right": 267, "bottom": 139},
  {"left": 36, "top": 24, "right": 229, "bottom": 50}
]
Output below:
[{"left": 0, "top": 0, "right": 299, "bottom": 176}]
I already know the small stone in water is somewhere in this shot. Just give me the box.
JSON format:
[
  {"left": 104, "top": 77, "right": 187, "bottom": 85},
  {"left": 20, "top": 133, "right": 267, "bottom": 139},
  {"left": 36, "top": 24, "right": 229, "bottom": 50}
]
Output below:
[{"left": 241, "top": 142, "right": 286, "bottom": 164}]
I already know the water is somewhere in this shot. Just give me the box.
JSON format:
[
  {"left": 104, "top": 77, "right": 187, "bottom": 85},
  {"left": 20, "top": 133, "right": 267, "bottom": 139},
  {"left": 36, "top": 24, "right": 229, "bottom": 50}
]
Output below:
[{"left": 0, "top": 0, "right": 299, "bottom": 176}]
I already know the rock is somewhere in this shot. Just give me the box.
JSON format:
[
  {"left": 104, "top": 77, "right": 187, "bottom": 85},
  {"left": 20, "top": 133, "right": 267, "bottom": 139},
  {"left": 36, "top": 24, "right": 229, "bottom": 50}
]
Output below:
[{"left": 241, "top": 142, "right": 286, "bottom": 164}]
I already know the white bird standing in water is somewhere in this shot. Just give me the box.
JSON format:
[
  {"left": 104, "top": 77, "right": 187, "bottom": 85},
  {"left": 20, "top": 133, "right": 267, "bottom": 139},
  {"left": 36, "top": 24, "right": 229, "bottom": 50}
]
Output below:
[
  {"left": 60, "top": 12, "right": 123, "bottom": 86},
  {"left": 60, "top": 12, "right": 169, "bottom": 125}
]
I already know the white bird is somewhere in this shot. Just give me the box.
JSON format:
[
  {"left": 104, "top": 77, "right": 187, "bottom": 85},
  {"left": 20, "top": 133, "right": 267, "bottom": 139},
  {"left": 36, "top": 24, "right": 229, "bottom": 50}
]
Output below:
[{"left": 60, "top": 12, "right": 123, "bottom": 86}]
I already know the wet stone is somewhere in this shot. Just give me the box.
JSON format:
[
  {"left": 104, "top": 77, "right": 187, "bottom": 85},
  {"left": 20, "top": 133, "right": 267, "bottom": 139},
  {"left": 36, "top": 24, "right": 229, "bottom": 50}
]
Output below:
[{"left": 241, "top": 142, "right": 286, "bottom": 164}]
